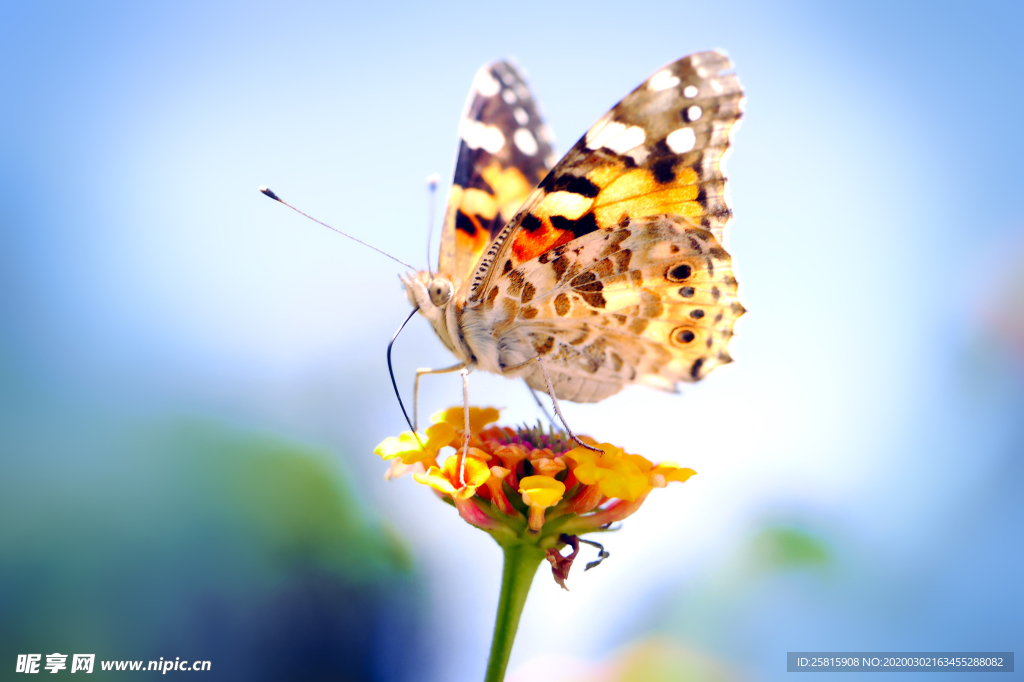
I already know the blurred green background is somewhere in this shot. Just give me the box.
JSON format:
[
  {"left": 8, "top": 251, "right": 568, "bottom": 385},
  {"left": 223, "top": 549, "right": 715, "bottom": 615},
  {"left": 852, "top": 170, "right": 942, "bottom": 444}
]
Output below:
[{"left": 2, "top": 1, "right": 1022, "bottom": 680}]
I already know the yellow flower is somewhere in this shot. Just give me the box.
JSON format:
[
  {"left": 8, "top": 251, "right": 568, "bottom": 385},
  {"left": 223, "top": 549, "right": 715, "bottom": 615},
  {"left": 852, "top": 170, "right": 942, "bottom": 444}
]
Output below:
[
  {"left": 374, "top": 422, "right": 456, "bottom": 466},
  {"left": 519, "top": 475, "right": 566, "bottom": 532},
  {"left": 377, "top": 404, "right": 697, "bottom": 587},
  {"left": 414, "top": 451, "right": 492, "bottom": 499},
  {"left": 565, "top": 443, "right": 650, "bottom": 502},
  {"left": 431, "top": 406, "right": 500, "bottom": 433}
]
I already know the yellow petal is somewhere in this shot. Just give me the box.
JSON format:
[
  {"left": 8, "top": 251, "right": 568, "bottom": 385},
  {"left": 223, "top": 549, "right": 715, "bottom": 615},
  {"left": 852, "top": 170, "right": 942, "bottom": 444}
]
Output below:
[
  {"left": 565, "top": 442, "right": 624, "bottom": 465},
  {"left": 564, "top": 445, "right": 601, "bottom": 466},
  {"left": 374, "top": 422, "right": 457, "bottom": 466},
  {"left": 625, "top": 453, "right": 655, "bottom": 473},
  {"left": 424, "top": 421, "right": 457, "bottom": 451},
  {"left": 373, "top": 431, "right": 426, "bottom": 463},
  {"left": 652, "top": 464, "right": 697, "bottom": 484},
  {"left": 518, "top": 475, "right": 566, "bottom": 508},
  {"left": 413, "top": 466, "right": 458, "bottom": 496},
  {"left": 440, "top": 454, "right": 492, "bottom": 499},
  {"left": 573, "top": 459, "right": 649, "bottom": 502},
  {"left": 431, "top": 406, "right": 501, "bottom": 433}
]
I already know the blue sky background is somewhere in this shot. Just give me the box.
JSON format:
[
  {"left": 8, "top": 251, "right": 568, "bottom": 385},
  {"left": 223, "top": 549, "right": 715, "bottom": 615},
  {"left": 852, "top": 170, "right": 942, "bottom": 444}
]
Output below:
[{"left": 2, "top": 1, "right": 1023, "bottom": 680}]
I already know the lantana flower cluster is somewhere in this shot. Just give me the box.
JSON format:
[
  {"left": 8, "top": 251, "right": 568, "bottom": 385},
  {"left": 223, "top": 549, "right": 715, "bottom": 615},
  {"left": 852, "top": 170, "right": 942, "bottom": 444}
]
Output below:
[{"left": 374, "top": 407, "right": 695, "bottom": 587}]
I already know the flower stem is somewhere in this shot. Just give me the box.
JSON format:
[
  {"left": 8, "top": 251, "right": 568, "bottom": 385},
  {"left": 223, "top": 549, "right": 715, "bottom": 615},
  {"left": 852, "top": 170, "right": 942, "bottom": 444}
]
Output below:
[{"left": 484, "top": 543, "right": 546, "bottom": 682}]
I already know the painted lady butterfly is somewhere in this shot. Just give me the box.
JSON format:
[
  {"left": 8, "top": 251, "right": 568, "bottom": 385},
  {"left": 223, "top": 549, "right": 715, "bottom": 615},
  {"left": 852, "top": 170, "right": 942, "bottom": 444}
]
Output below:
[{"left": 402, "top": 51, "right": 745, "bottom": 420}]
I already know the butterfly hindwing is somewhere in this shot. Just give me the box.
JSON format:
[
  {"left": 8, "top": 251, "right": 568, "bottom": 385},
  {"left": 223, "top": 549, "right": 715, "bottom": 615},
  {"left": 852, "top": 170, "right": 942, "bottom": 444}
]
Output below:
[
  {"left": 477, "top": 215, "right": 743, "bottom": 401},
  {"left": 438, "top": 61, "right": 556, "bottom": 286}
]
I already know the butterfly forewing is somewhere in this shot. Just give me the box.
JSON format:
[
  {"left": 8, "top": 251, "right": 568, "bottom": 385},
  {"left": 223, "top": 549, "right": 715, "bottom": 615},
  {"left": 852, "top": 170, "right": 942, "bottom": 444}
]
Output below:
[{"left": 437, "top": 61, "right": 556, "bottom": 286}]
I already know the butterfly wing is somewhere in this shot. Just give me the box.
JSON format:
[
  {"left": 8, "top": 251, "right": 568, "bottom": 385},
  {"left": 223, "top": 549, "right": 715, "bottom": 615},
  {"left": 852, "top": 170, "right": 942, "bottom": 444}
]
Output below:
[
  {"left": 437, "top": 60, "right": 556, "bottom": 285},
  {"left": 480, "top": 216, "right": 743, "bottom": 401},
  {"left": 464, "top": 51, "right": 745, "bottom": 401}
]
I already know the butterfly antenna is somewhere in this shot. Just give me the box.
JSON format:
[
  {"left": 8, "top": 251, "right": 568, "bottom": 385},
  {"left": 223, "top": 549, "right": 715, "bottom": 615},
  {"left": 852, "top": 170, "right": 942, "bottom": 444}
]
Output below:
[
  {"left": 387, "top": 307, "right": 420, "bottom": 435},
  {"left": 259, "top": 186, "right": 416, "bottom": 270},
  {"left": 425, "top": 173, "right": 440, "bottom": 277}
]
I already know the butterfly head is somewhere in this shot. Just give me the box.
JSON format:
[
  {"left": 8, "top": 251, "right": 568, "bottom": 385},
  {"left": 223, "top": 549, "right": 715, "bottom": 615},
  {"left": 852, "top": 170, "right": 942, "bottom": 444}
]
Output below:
[
  {"left": 401, "top": 270, "right": 466, "bottom": 357},
  {"left": 402, "top": 269, "right": 456, "bottom": 321},
  {"left": 402, "top": 270, "right": 453, "bottom": 308}
]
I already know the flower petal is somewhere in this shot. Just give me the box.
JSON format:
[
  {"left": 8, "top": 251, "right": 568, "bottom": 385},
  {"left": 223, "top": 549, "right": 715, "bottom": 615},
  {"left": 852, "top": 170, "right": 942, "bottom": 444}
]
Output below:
[
  {"left": 572, "top": 453, "right": 649, "bottom": 502},
  {"left": 650, "top": 463, "right": 697, "bottom": 486},
  {"left": 432, "top": 406, "right": 501, "bottom": 433},
  {"left": 519, "top": 475, "right": 566, "bottom": 508},
  {"left": 424, "top": 421, "right": 457, "bottom": 451},
  {"left": 439, "top": 454, "right": 492, "bottom": 498},
  {"left": 374, "top": 431, "right": 431, "bottom": 464},
  {"left": 413, "top": 466, "right": 458, "bottom": 496}
]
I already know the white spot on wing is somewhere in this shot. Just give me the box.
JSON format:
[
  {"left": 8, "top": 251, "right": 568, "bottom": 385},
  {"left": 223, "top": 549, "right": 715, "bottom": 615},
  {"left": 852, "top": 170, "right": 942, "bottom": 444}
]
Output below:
[
  {"left": 513, "top": 107, "right": 529, "bottom": 125},
  {"left": 502, "top": 89, "right": 517, "bottom": 104},
  {"left": 687, "top": 105, "right": 703, "bottom": 121},
  {"left": 666, "top": 127, "right": 696, "bottom": 153},
  {"left": 460, "top": 118, "right": 505, "bottom": 153},
  {"left": 710, "top": 80, "right": 723, "bottom": 94},
  {"left": 473, "top": 69, "right": 500, "bottom": 97},
  {"left": 683, "top": 85, "right": 699, "bottom": 98},
  {"left": 514, "top": 128, "right": 538, "bottom": 155},
  {"left": 586, "top": 120, "right": 626, "bottom": 150},
  {"left": 648, "top": 69, "right": 681, "bottom": 91},
  {"left": 603, "top": 125, "right": 646, "bottom": 154}
]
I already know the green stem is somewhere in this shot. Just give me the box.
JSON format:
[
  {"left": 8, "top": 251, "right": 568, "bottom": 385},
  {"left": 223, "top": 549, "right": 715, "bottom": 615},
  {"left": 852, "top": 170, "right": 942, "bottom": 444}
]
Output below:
[{"left": 483, "top": 543, "right": 546, "bottom": 682}]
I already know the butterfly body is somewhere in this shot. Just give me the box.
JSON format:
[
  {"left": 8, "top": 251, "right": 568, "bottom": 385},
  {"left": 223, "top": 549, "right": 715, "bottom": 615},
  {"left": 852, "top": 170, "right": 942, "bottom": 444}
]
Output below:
[{"left": 406, "top": 51, "right": 745, "bottom": 403}]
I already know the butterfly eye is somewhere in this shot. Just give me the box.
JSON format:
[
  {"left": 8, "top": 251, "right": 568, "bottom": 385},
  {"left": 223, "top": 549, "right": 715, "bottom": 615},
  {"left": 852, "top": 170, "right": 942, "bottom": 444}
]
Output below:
[{"left": 428, "top": 278, "right": 453, "bottom": 307}]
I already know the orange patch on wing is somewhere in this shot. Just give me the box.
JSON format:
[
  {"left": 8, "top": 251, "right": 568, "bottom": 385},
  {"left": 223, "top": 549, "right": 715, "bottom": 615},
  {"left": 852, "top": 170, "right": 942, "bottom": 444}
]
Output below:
[
  {"left": 586, "top": 161, "right": 627, "bottom": 190},
  {"left": 511, "top": 219, "right": 574, "bottom": 263},
  {"left": 595, "top": 167, "right": 701, "bottom": 208},
  {"left": 593, "top": 167, "right": 703, "bottom": 222},
  {"left": 456, "top": 222, "right": 491, "bottom": 262},
  {"left": 594, "top": 193, "right": 702, "bottom": 225},
  {"left": 676, "top": 166, "right": 699, "bottom": 185},
  {"left": 594, "top": 169, "right": 659, "bottom": 206}
]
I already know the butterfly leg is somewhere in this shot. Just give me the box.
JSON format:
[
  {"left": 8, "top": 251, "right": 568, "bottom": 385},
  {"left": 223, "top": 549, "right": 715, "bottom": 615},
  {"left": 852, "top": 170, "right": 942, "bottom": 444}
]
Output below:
[
  {"left": 534, "top": 356, "right": 603, "bottom": 453},
  {"left": 526, "top": 383, "right": 556, "bottom": 428},
  {"left": 459, "top": 367, "right": 471, "bottom": 486},
  {"left": 502, "top": 357, "right": 601, "bottom": 453},
  {"left": 413, "top": 362, "right": 467, "bottom": 430}
]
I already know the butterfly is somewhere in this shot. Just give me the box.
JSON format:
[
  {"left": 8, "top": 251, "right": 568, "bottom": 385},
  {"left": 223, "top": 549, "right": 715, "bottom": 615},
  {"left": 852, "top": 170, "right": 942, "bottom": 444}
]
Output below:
[{"left": 401, "top": 51, "right": 745, "bottom": 425}]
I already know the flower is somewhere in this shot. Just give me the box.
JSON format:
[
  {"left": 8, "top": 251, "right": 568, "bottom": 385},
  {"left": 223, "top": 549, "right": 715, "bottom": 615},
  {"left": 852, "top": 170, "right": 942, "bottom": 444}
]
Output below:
[{"left": 373, "top": 407, "right": 696, "bottom": 588}]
